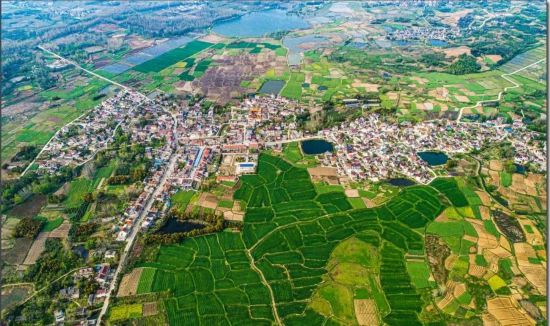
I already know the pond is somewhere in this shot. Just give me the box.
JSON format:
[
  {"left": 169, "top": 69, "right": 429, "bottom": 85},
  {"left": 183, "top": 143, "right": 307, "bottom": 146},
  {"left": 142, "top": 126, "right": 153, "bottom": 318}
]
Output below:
[
  {"left": 386, "top": 178, "right": 416, "bottom": 187},
  {"left": 283, "top": 34, "right": 328, "bottom": 66},
  {"left": 514, "top": 163, "right": 526, "bottom": 174},
  {"left": 258, "top": 80, "right": 285, "bottom": 95},
  {"left": 212, "top": 9, "right": 310, "bottom": 37},
  {"left": 157, "top": 218, "right": 205, "bottom": 234},
  {"left": 429, "top": 39, "right": 448, "bottom": 47},
  {"left": 417, "top": 151, "right": 449, "bottom": 166},
  {"left": 301, "top": 139, "right": 334, "bottom": 155}
]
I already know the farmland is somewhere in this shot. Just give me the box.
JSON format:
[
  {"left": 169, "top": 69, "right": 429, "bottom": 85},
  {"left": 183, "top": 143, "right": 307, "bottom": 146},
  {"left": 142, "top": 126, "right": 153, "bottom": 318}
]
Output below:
[{"left": 117, "top": 153, "right": 450, "bottom": 324}]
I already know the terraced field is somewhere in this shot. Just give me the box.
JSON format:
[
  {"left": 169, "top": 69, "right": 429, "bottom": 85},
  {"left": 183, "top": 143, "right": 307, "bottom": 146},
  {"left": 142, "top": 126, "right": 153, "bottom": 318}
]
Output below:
[{"left": 123, "top": 154, "right": 452, "bottom": 325}]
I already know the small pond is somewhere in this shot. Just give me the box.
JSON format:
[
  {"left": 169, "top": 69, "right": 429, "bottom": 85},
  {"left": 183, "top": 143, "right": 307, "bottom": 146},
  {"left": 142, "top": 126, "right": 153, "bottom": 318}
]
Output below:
[
  {"left": 157, "top": 218, "right": 205, "bottom": 234},
  {"left": 514, "top": 163, "right": 526, "bottom": 174},
  {"left": 429, "top": 39, "right": 448, "bottom": 47},
  {"left": 386, "top": 178, "right": 416, "bottom": 187},
  {"left": 301, "top": 139, "right": 334, "bottom": 155},
  {"left": 258, "top": 80, "right": 285, "bottom": 95},
  {"left": 417, "top": 151, "right": 449, "bottom": 166}
]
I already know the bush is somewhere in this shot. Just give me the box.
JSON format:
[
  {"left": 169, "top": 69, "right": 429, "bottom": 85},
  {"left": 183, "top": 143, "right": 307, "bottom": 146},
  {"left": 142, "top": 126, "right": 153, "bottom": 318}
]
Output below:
[{"left": 14, "top": 217, "right": 44, "bottom": 239}]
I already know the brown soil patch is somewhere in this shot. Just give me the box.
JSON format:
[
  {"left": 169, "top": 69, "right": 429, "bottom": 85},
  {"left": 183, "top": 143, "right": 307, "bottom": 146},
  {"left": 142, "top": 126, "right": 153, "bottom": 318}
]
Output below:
[
  {"left": 49, "top": 221, "right": 70, "bottom": 238},
  {"left": 485, "top": 55, "right": 502, "bottom": 63},
  {"left": 354, "top": 299, "right": 379, "bottom": 326},
  {"left": 8, "top": 195, "right": 47, "bottom": 218},
  {"left": 117, "top": 268, "right": 143, "bottom": 297},
  {"left": 454, "top": 95, "right": 470, "bottom": 103},
  {"left": 345, "top": 189, "right": 359, "bottom": 198},
  {"left": 489, "top": 160, "right": 503, "bottom": 171},
  {"left": 440, "top": 9, "right": 473, "bottom": 26},
  {"left": 428, "top": 87, "right": 449, "bottom": 101},
  {"left": 478, "top": 205, "right": 491, "bottom": 219},
  {"left": 468, "top": 254, "right": 487, "bottom": 278},
  {"left": 2, "top": 238, "right": 33, "bottom": 265},
  {"left": 308, "top": 167, "right": 338, "bottom": 177},
  {"left": 23, "top": 232, "right": 49, "bottom": 265},
  {"left": 200, "top": 33, "right": 227, "bottom": 43},
  {"left": 143, "top": 302, "right": 158, "bottom": 317},
  {"left": 197, "top": 193, "right": 218, "bottom": 210},
  {"left": 411, "top": 76, "right": 428, "bottom": 84},
  {"left": 352, "top": 80, "right": 379, "bottom": 92},
  {"left": 223, "top": 210, "right": 244, "bottom": 222},
  {"left": 467, "top": 219, "right": 499, "bottom": 250},
  {"left": 487, "top": 296, "right": 536, "bottom": 326},
  {"left": 443, "top": 46, "right": 471, "bottom": 58}
]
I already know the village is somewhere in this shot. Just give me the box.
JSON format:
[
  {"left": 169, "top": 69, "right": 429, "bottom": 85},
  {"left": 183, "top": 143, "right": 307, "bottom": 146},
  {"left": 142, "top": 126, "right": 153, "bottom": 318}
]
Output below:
[{"left": 20, "top": 90, "right": 546, "bottom": 323}]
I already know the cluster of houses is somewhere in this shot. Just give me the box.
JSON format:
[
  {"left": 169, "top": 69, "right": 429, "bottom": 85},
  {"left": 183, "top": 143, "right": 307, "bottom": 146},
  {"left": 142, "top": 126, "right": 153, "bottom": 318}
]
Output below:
[
  {"left": 36, "top": 91, "right": 144, "bottom": 173},
  {"left": 316, "top": 114, "right": 546, "bottom": 183},
  {"left": 52, "top": 262, "right": 113, "bottom": 325},
  {"left": 386, "top": 26, "right": 459, "bottom": 42}
]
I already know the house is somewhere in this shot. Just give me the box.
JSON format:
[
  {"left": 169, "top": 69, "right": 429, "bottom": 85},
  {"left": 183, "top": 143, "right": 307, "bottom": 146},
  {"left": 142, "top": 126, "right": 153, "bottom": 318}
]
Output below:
[
  {"left": 59, "top": 287, "right": 80, "bottom": 299},
  {"left": 54, "top": 310, "right": 65, "bottom": 324},
  {"left": 104, "top": 250, "right": 117, "bottom": 260},
  {"left": 96, "top": 264, "right": 110, "bottom": 284}
]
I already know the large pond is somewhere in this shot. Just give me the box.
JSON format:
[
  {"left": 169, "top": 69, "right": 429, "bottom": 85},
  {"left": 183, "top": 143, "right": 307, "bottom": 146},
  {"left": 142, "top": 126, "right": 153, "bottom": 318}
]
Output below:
[
  {"left": 301, "top": 139, "right": 334, "bottom": 155},
  {"left": 386, "top": 178, "right": 416, "bottom": 187},
  {"left": 157, "top": 218, "right": 205, "bottom": 234},
  {"left": 258, "top": 80, "right": 285, "bottom": 95},
  {"left": 417, "top": 151, "right": 448, "bottom": 166},
  {"left": 428, "top": 39, "right": 448, "bottom": 47},
  {"left": 212, "top": 9, "right": 310, "bottom": 37}
]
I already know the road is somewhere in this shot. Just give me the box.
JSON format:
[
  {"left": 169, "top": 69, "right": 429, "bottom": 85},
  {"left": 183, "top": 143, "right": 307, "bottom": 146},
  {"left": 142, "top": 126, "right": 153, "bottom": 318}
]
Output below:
[
  {"left": 21, "top": 46, "right": 151, "bottom": 177},
  {"left": 456, "top": 58, "right": 546, "bottom": 123},
  {"left": 264, "top": 136, "right": 320, "bottom": 146},
  {"left": 35, "top": 46, "right": 177, "bottom": 325},
  {"left": 96, "top": 147, "right": 178, "bottom": 324}
]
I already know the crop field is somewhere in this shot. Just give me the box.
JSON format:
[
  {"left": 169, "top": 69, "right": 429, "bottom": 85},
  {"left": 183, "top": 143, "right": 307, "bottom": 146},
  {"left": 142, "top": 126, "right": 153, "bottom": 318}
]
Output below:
[
  {"left": 109, "top": 303, "right": 143, "bottom": 321},
  {"left": 64, "top": 178, "right": 93, "bottom": 209},
  {"left": 280, "top": 72, "right": 305, "bottom": 100},
  {"left": 171, "top": 191, "right": 196, "bottom": 212},
  {"left": 131, "top": 154, "right": 450, "bottom": 325},
  {"left": 430, "top": 178, "right": 469, "bottom": 207},
  {"left": 133, "top": 40, "right": 213, "bottom": 73}
]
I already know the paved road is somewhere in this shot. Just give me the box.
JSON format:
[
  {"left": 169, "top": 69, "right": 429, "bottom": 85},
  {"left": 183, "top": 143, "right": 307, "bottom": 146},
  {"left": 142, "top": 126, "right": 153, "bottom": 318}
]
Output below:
[
  {"left": 22, "top": 46, "right": 151, "bottom": 177},
  {"left": 456, "top": 58, "right": 546, "bottom": 123}
]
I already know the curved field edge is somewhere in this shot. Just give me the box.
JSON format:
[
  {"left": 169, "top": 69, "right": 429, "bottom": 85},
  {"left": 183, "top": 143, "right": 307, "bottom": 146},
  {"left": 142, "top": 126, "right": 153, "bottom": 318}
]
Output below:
[{"left": 129, "top": 153, "right": 447, "bottom": 325}]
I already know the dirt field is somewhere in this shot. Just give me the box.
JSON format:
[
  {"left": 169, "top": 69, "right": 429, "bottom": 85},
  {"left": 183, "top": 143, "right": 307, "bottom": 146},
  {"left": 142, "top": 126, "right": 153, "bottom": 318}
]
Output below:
[
  {"left": 23, "top": 232, "right": 49, "bottom": 265},
  {"left": 345, "top": 189, "right": 359, "bottom": 198},
  {"left": 352, "top": 80, "right": 379, "bottom": 92},
  {"left": 2, "top": 238, "right": 33, "bottom": 265},
  {"left": 143, "top": 302, "right": 158, "bottom": 317},
  {"left": 117, "top": 268, "right": 143, "bottom": 297},
  {"left": 487, "top": 296, "right": 536, "bottom": 326},
  {"left": 197, "top": 193, "right": 218, "bottom": 210},
  {"left": 49, "top": 221, "right": 71, "bottom": 238},
  {"left": 308, "top": 167, "right": 338, "bottom": 177},
  {"left": 443, "top": 46, "right": 471, "bottom": 58},
  {"left": 8, "top": 195, "right": 46, "bottom": 218},
  {"left": 354, "top": 299, "right": 379, "bottom": 325}
]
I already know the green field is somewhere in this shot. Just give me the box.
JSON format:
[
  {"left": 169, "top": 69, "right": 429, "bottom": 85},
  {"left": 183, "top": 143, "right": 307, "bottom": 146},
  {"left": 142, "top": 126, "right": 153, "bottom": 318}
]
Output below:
[
  {"left": 280, "top": 72, "right": 304, "bottom": 100},
  {"left": 65, "top": 178, "right": 93, "bottom": 209},
  {"left": 171, "top": 190, "right": 196, "bottom": 212},
  {"left": 132, "top": 153, "right": 445, "bottom": 325},
  {"left": 133, "top": 41, "right": 213, "bottom": 73}
]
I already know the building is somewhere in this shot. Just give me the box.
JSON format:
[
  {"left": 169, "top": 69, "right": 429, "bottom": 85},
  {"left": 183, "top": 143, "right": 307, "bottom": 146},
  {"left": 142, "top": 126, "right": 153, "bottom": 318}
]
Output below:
[{"left": 236, "top": 162, "right": 256, "bottom": 175}]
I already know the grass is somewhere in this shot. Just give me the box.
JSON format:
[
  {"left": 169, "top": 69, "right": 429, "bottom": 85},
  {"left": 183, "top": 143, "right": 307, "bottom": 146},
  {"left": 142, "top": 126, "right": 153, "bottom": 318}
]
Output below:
[
  {"left": 280, "top": 72, "right": 304, "bottom": 100},
  {"left": 282, "top": 142, "right": 303, "bottom": 163},
  {"left": 487, "top": 275, "right": 507, "bottom": 291},
  {"left": 34, "top": 216, "right": 64, "bottom": 232},
  {"left": 65, "top": 178, "right": 93, "bottom": 209},
  {"left": 314, "top": 183, "right": 344, "bottom": 194},
  {"left": 171, "top": 191, "right": 195, "bottom": 211},
  {"left": 406, "top": 261, "right": 432, "bottom": 289},
  {"left": 500, "top": 171, "right": 512, "bottom": 187},
  {"left": 348, "top": 197, "right": 366, "bottom": 209},
  {"left": 218, "top": 200, "right": 234, "bottom": 209}
]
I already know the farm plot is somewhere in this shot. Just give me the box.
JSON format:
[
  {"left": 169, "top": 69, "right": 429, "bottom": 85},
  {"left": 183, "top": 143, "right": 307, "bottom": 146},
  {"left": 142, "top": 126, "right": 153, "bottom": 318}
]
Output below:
[
  {"left": 126, "top": 154, "right": 448, "bottom": 325},
  {"left": 133, "top": 40, "right": 213, "bottom": 73}
]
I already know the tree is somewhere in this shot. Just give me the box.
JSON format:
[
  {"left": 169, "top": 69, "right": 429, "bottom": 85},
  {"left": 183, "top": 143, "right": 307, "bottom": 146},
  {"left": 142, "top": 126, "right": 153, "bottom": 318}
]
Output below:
[{"left": 448, "top": 54, "right": 481, "bottom": 75}]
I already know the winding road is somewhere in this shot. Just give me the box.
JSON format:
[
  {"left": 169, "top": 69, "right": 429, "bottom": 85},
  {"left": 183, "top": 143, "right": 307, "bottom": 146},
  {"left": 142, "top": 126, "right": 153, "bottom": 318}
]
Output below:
[{"left": 456, "top": 58, "right": 546, "bottom": 123}]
